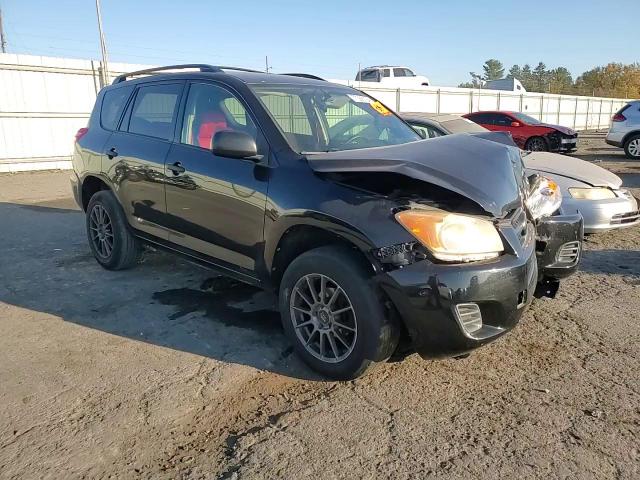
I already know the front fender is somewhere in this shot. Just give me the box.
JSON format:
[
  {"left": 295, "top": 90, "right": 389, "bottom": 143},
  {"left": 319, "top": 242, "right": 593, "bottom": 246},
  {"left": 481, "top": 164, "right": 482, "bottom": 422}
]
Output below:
[{"left": 263, "top": 209, "right": 378, "bottom": 274}]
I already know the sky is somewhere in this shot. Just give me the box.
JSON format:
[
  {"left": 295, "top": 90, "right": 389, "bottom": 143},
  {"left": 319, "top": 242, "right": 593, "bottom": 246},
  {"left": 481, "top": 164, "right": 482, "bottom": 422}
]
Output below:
[{"left": 2, "top": 0, "right": 639, "bottom": 87}]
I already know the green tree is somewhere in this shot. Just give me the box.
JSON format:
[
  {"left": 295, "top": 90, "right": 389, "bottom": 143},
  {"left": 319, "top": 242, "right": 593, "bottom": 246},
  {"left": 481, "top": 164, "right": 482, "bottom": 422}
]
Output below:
[
  {"left": 533, "top": 62, "right": 549, "bottom": 92},
  {"left": 508, "top": 65, "right": 522, "bottom": 80},
  {"left": 520, "top": 64, "right": 533, "bottom": 90},
  {"left": 548, "top": 67, "right": 573, "bottom": 94},
  {"left": 482, "top": 59, "right": 504, "bottom": 81}
]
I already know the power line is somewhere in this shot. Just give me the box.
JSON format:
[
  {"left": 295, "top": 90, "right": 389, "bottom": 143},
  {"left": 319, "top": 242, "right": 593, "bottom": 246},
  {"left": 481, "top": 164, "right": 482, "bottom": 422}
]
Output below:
[
  {"left": 95, "top": 0, "right": 109, "bottom": 85},
  {"left": 0, "top": 7, "right": 7, "bottom": 53}
]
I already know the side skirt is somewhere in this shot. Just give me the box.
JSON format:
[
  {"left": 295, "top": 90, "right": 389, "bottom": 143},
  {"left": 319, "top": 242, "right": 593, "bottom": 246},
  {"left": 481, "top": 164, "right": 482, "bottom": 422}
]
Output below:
[{"left": 134, "top": 230, "right": 263, "bottom": 288}]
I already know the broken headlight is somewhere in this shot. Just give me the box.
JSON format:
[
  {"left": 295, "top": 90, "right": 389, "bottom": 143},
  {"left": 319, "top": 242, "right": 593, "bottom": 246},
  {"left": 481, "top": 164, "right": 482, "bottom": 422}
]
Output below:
[
  {"left": 395, "top": 210, "right": 504, "bottom": 262},
  {"left": 526, "top": 176, "right": 562, "bottom": 219}
]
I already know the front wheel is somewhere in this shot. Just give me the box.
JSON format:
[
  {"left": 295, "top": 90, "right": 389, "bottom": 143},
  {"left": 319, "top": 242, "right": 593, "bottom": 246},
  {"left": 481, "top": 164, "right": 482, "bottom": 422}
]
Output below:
[
  {"left": 624, "top": 134, "right": 640, "bottom": 159},
  {"left": 525, "top": 136, "right": 548, "bottom": 151},
  {"left": 279, "top": 246, "right": 399, "bottom": 380}
]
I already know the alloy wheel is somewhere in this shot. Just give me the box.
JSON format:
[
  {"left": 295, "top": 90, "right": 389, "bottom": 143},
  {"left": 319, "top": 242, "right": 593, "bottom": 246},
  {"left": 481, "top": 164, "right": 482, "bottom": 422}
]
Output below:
[
  {"left": 89, "top": 204, "right": 114, "bottom": 259},
  {"left": 628, "top": 138, "right": 640, "bottom": 157},
  {"left": 289, "top": 273, "right": 358, "bottom": 363},
  {"left": 527, "top": 138, "right": 546, "bottom": 151}
]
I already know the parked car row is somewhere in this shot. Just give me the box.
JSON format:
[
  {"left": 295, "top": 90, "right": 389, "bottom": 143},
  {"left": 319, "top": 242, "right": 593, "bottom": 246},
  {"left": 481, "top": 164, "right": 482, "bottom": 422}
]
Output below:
[
  {"left": 402, "top": 113, "right": 639, "bottom": 233},
  {"left": 73, "top": 65, "right": 589, "bottom": 379}
]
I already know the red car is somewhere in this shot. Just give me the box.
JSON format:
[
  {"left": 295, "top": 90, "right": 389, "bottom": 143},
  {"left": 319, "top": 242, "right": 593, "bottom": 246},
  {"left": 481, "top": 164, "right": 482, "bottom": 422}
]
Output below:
[{"left": 463, "top": 111, "right": 578, "bottom": 152}]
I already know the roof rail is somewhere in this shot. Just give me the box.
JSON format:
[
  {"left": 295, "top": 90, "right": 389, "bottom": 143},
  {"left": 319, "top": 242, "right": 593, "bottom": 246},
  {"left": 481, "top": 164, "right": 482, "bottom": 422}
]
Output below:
[
  {"left": 112, "top": 64, "right": 264, "bottom": 84},
  {"left": 280, "top": 73, "right": 326, "bottom": 81},
  {"left": 112, "top": 64, "right": 221, "bottom": 84}
]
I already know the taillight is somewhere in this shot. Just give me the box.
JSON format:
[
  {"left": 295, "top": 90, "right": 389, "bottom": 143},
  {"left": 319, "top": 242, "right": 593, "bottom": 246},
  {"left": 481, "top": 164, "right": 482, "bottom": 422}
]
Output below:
[
  {"left": 612, "top": 113, "right": 626, "bottom": 122},
  {"left": 75, "top": 127, "right": 89, "bottom": 142}
]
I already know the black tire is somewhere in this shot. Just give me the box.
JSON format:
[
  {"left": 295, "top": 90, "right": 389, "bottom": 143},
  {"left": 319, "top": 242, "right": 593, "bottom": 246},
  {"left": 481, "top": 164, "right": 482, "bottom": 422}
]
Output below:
[
  {"left": 525, "top": 136, "right": 548, "bottom": 152},
  {"left": 623, "top": 134, "right": 640, "bottom": 159},
  {"left": 86, "top": 190, "right": 140, "bottom": 270},
  {"left": 279, "top": 245, "right": 399, "bottom": 380}
]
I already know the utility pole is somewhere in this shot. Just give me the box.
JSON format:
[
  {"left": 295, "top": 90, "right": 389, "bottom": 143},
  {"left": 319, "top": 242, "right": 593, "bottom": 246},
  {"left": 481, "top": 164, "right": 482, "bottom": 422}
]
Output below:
[
  {"left": 264, "top": 55, "right": 271, "bottom": 74},
  {"left": 95, "top": 0, "right": 109, "bottom": 86},
  {"left": 0, "top": 7, "right": 7, "bottom": 53}
]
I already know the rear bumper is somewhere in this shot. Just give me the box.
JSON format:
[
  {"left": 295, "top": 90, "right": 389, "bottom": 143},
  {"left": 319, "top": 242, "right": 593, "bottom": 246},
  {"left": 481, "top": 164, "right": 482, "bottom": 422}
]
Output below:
[
  {"left": 605, "top": 138, "right": 623, "bottom": 148},
  {"left": 375, "top": 244, "right": 538, "bottom": 359},
  {"left": 70, "top": 172, "right": 82, "bottom": 210}
]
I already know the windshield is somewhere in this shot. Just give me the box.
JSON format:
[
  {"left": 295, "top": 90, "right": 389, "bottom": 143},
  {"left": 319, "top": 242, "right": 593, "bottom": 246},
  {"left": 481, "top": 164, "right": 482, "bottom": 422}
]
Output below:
[
  {"left": 249, "top": 84, "right": 421, "bottom": 153},
  {"left": 441, "top": 118, "right": 488, "bottom": 134},
  {"left": 511, "top": 112, "right": 542, "bottom": 125}
]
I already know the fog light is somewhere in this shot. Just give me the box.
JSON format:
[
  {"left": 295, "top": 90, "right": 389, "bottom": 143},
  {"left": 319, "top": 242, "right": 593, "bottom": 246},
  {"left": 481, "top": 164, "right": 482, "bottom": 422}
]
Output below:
[{"left": 454, "top": 303, "right": 482, "bottom": 336}]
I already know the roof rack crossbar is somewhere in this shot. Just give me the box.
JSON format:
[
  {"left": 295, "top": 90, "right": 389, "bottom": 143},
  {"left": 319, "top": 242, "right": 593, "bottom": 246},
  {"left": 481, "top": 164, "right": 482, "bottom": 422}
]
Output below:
[{"left": 112, "top": 64, "right": 222, "bottom": 84}]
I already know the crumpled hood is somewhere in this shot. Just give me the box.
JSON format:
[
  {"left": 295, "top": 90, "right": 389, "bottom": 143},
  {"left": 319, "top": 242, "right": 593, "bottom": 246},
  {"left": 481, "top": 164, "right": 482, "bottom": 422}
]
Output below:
[
  {"left": 523, "top": 151, "right": 622, "bottom": 188},
  {"left": 306, "top": 133, "right": 523, "bottom": 218},
  {"left": 539, "top": 123, "right": 576, "bottom": 135}
]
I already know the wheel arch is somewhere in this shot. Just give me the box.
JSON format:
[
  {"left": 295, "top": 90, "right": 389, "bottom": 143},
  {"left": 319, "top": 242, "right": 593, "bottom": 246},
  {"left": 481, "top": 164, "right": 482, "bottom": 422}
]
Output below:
[
  {"left": 266, "top": 220, "right": 379, "bottom": 290},
  {"left": 80, "top": 174, "right": 113, "bottom": 211},
  {"left": 622, "top": 130, "right": 640, "bottom": 147}
]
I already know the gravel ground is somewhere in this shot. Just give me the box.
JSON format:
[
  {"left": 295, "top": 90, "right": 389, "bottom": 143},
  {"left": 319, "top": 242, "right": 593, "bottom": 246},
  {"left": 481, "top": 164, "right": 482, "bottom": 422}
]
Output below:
[{"left": 0, "top": 134, "right": 638, "bottom": 479}]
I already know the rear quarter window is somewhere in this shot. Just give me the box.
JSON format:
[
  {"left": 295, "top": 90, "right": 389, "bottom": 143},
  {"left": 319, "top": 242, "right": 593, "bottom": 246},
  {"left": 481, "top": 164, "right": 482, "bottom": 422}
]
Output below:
[{"left": 100, "top": 85, "right": 134, "bottom": 130}]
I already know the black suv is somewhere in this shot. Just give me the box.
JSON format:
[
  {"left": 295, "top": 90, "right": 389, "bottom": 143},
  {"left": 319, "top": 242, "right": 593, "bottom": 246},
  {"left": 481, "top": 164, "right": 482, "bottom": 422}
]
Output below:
[{"left": 71, "top": 65, "right": 582, "bottom": 379}]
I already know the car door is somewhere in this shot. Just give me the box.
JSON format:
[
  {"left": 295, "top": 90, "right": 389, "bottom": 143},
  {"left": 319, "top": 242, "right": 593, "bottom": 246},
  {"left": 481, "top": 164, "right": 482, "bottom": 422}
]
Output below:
[
  {"left": 163, "top": 81, "right": 269, "bottom": 276},
  {"left": 104, "top": 81, "right": 185, "bottom": 240}
]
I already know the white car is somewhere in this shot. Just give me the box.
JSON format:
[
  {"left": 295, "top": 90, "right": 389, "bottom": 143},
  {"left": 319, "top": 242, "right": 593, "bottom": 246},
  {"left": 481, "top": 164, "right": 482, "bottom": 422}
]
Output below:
[
  {"left": 355, "top": 65, "right": 430, "bottom": 88},
  {"left": 605, "top": 100, "right": 640, "bottom": 159}
]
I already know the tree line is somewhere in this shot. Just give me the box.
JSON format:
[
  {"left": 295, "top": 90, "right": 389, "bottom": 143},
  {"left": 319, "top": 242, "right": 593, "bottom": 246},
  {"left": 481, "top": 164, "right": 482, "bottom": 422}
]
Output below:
[{"left": 459, "top": 59, "right": 640, "bottom": 99}]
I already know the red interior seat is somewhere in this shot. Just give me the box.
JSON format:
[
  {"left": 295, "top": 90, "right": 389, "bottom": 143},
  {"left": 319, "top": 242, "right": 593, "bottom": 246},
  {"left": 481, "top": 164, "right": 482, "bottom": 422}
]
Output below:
[{"left": 195, "top": 112, "right": 228, "bottom": 148}]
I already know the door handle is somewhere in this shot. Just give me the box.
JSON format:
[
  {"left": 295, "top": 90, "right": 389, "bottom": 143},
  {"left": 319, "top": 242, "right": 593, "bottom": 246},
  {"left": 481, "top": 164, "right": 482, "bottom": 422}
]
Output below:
[
  {"left": 167, "top": 162, "right": 186, "bottom": 175},
  {"left": 107, "top": 147, "right": 118, "bottom": 159}
]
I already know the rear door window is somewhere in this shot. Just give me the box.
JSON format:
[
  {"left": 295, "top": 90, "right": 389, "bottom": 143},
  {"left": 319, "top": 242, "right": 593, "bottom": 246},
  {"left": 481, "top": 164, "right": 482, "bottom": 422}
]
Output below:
[
  {"left": 127, "top": 83, "right": 183, "bottom": 141},
  {"left": 467, "top": 113, "right": 495, "bottom": 125},
  {"left": 100, "top": 85, "right": 134, "bottom": 130}
]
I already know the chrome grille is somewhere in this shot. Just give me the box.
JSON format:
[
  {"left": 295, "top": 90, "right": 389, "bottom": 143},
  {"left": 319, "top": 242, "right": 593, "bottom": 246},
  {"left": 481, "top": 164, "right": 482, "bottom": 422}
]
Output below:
[
  {"left": 556, "top": 241, "right": 581, "bottom": 264},
  {"left": 610, "top": 210, "right": 639, "bottom": 225},
  {"left": 510, "top": 207, "right": 528, "bottom": 246}
]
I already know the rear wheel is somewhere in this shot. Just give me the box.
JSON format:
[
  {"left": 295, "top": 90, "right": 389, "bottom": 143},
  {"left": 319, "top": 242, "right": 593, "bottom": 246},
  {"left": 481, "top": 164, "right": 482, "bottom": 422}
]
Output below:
[
  {"left": 624, "top": 134, "right": 640, "bottom": 159},
  {"left": 525, "top": 136, "right": 548, "bottom": 151},
  {"left": 86, "top": 190, "right": 140, "bottom": 270},
  {"left": 279, "top": 246, "right": 399, "bottom": 380}
]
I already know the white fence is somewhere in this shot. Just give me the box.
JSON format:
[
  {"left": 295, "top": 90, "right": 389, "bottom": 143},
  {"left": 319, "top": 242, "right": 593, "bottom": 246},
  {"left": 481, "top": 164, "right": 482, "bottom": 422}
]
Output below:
[{"left": 0, "top": 53, "right": 632, "bottom": 172}]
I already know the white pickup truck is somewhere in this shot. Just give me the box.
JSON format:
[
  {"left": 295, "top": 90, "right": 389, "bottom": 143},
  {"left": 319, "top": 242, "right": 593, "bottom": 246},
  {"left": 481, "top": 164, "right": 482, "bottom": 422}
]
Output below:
[{"left": 355, "top": 65, "right": 430, "bottom": 88}]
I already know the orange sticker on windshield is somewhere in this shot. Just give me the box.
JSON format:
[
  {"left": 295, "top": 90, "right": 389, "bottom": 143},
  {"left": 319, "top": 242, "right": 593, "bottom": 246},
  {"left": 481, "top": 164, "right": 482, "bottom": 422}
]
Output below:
[{"left": 370, "top": 101, "right": 391, "bottom": 116}]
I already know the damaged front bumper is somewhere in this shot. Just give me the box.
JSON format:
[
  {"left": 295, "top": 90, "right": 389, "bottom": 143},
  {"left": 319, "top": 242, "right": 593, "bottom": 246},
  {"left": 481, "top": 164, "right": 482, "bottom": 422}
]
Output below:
[
  {"left": 535, "top": 213, "right": 583, "bottom": 279},
  {"left": 374, "top": 212, "right": 583, "bottom": 360},
  {"left": 375, "top": 239, "right": 538, "bottom": 359}
]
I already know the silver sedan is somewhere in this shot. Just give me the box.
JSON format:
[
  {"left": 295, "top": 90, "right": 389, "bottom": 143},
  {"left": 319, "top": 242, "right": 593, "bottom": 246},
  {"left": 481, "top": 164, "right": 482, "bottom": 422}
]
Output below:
[{"left": 402, "top": 113, "right": 639, "bottom": 233}]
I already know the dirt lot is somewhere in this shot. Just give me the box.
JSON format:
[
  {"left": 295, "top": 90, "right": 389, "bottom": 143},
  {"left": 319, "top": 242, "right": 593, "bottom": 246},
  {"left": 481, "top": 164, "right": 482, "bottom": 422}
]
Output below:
[{"left": 0, "top": 133, "right": 638, "bottom": 479}]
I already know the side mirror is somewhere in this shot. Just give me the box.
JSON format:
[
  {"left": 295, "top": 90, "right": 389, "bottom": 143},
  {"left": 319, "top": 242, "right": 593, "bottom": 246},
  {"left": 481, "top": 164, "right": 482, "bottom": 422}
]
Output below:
[
  {"left": 511, "top": 121, "right": 521, "bottom": 127},
  {"left": 212, "top": 131, "right": 261, "bottom": 161}
]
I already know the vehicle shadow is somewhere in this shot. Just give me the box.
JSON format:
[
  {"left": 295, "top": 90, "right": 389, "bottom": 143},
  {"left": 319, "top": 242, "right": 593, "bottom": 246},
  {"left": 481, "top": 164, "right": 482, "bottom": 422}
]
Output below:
[
  {"left": 579, "top": 248, "right": 640, "bottom": 278},
  {"left": 0, "top": 201, "right": 322, "bottom": 381}
]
